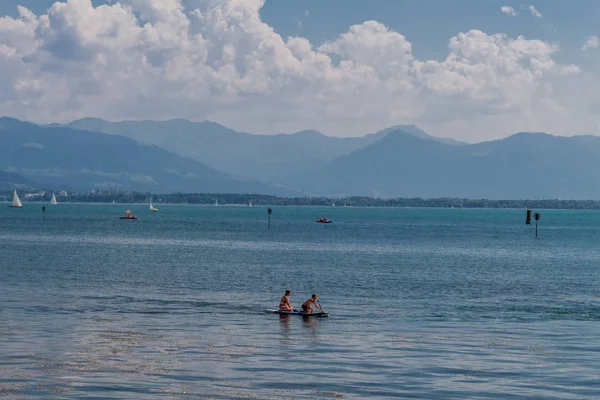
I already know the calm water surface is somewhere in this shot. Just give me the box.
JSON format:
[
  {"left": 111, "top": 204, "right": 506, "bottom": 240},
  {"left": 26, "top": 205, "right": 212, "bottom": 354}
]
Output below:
[{"left": 1, "top": 204, "right": 599, "bottom": 399}]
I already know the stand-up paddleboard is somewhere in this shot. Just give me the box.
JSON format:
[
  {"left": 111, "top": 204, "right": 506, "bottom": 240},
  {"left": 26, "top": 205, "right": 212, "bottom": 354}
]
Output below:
[{"left": 266, "top": 309, "right": 329, "bottom": 317}]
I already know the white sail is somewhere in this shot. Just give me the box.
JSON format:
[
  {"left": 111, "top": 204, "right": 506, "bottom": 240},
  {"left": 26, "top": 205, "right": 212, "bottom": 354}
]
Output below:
[
  {"left": 12, "top": 190, "right": 22, "bottom": 208},
  {"left": 50, "top": 193, "right": 57, "bottom": 205},
  {"left": 149, "top": 196, "right": 158, "bottom": 211}
]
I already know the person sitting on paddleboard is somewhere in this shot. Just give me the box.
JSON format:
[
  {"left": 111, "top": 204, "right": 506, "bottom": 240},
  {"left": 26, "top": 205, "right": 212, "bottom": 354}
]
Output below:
[
  {"left": 301, "top": 294, "right": 322, "bottom": 313},
  {"left": 279, "top": 290, "right": 294, "bottom": 312}
]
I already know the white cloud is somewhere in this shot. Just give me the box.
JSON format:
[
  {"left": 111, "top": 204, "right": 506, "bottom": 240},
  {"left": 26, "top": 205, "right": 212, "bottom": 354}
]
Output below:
[
  {"left": 0, "top": 0, "right": 595, "bottom": 142},
  {"left": 500, "top": 6, "right": 517, "bottom": 17},
  {"left": 582, "top": 36, "right": 599, "bottom": 53},
  {"left": 527, "top": 5, "right": 543, "bottom": 18}
]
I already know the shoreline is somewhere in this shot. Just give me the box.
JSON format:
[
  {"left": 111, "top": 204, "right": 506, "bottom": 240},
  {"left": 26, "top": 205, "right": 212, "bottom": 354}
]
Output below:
[
  {"left": 3, "top": 190, "right": 600, "bottom": 209},
  {"left": 2, "top": 201, "right": 598, "bottom": 211}
]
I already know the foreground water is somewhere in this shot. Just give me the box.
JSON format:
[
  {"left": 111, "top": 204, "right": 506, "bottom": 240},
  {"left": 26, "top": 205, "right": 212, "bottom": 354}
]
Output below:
[{"left": 0, "top": 204, "right": 599, "bottom": 399}]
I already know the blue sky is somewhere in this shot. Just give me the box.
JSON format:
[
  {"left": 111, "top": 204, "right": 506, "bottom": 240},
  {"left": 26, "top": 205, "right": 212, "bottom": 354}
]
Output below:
[
  {"left": 262, "top": 1, "right": 598, "bottom": 65},
  {"left": 0, "top": 0, "right": 598, "bottom": 140}
]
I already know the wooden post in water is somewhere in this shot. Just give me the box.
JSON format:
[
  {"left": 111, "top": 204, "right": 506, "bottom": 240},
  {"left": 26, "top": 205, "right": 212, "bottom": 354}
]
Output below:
[
  {"left": 42, "top": 206, "right": 46, "bottom": 221},
  {"left": 525, "top": 209, "right": 531, "bottom": 225},
  {"left": 534, "top": 212, "right": 540, "bottom": 237},
  {"left": 267, "top": 208, "right": 272, "bottom": 228}
]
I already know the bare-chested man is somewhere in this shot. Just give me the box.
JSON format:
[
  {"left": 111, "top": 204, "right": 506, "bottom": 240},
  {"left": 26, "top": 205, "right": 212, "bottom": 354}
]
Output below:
[
  {"left": 301, "top": 294, "right": 323, "bottom": 313},
  {"left": 279, "top": 290, "right": 294, "bottom": 312}
]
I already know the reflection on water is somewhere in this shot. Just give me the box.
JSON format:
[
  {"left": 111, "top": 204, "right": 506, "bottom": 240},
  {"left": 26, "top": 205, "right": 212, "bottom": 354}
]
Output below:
[
  {"left": 278, "top": 314, "right": 292, "bottom": 339},
  {"left": 301, "top": 315, "right": 321, "bottom": 334}
]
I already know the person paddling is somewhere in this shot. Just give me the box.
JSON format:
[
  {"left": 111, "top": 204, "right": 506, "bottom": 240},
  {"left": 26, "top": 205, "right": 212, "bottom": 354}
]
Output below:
[
  {"left": 301, "top": 294, "right": 323, "bottom": 313},
  {"left": 279, "top": 290, "right": 294, "bottom": 312}
]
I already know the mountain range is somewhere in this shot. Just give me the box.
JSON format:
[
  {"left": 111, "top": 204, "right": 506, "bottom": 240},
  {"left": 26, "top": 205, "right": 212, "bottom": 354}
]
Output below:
[
  {"left": 297, "top": 130, "right": 600, "bottom": 199},
  {"left": 2, "top": 116, "right": 600, "bottom": 199},
  {"left": 49, "top": 118, "right": 462, "bottom": 182},
  {"left": 0, "top": 118, "right": 294, "bottom": 195}
]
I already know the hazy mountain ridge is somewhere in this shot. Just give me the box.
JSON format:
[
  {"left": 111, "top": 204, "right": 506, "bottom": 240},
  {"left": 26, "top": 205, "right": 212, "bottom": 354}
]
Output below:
[
  {"left": 9, "top": 116, "right": 600, "bottom": 199},
  {"left": 0, "top": 169, "right": 34, "bottom": 190},
  {"left": 49, "top": 118, "right": 460, "bottom": 182},
  {"left": 299, "top": 130, "right": 600, "bottom": 199},
  {"left": 0, "top": 118, "right": 295, "bottom": 195}
]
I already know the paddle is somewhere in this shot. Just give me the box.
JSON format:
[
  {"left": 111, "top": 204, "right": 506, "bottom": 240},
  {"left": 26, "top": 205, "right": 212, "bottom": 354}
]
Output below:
[{"left": 317, "top": 300, "right": 325, "bottom": 314}]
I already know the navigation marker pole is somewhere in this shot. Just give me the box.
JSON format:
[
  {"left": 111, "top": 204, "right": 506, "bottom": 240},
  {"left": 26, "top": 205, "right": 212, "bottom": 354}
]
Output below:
[
  {"left": 267, "top": 208, "right": 272, "bottom": 228},
  {"left": 534, "top": 212, "right": 541, "bottom": 238}
]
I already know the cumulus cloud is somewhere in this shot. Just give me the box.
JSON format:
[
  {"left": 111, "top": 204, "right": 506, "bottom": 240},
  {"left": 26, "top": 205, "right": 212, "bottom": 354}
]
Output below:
[
  {"left": 0, "top": 0, "right": 594, "bottom": 141},
  {"left": 500, "top": 6, "right": 517, "bottom": 17},
  {"left": 582, "top": 36, "right": 599, "bottom": 53},
  {"left": 527, "top": 5, "right": 543, "bottom": 18}
]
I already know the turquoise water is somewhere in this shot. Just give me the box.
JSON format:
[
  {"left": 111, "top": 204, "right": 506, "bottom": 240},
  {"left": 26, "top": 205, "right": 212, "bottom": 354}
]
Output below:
[{"left": 1, "top": 204, "right": 599, "bottom": 399}]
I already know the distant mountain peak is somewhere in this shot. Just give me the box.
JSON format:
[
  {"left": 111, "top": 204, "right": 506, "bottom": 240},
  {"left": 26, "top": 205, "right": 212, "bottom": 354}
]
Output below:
[
  {"left": 0, "top": 117, "right": 36, "bottom": 130},
  {"left": 0, "top": 116, "right": 25, "bottom": 123},
  {"left": 291, "top": 129, "right": 325, "bottom": 138},
  {"left": 71, "top": 117, "right": 108, "bottom": 123},
  {"left": 510, "top": 131, "right": 552, "bottom": 138},
  {"left": 371, "top": 124, "right": 466, "bottom": 146},
  {"left": 385, "top": 128, "right": 420, "bottom": 138}
]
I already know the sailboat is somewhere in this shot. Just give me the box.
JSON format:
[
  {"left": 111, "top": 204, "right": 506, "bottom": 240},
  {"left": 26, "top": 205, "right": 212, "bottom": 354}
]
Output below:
[
  {"left": 9, "top": 189, "right": 22, "bottom": 208},
  {"left": 50, "top": 193, "right": 57, "bottom": 205},
  {"left": 149, "top": 196, "right": 159, "bottom": 212},
  {"left": 249, "top": 201, "right": 252, "bottom": 207},
  {"left": 215, "top": 199, "right": 218, "bottom": 206}
]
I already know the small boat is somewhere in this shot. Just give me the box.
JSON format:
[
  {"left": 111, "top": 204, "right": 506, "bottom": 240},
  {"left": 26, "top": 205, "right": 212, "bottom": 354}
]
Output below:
[
  {"left": 9, "top": 190, "right": 22, "bottom": 208},
  {"left": 50, "top": 193, "right": 57, "bottom": 205},
  {"left": 317, "top": 217, "right": 332, "bottom": 223},
  {"left": 120, "top": 209, "right": 137, "bottom": 220},
  {"left": 149, "top": 196, "right": 158, "bottom": 212}
]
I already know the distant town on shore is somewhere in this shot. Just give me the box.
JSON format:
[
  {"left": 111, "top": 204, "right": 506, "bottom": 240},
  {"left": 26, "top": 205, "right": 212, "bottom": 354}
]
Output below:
[{"left": 2, "top": 189, "right": 600, "bottom": 210}]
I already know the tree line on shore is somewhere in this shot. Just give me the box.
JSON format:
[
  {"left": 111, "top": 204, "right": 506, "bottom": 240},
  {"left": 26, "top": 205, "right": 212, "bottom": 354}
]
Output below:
[{"left": 3, "top": 190, "right": 600, "bottom": 209}]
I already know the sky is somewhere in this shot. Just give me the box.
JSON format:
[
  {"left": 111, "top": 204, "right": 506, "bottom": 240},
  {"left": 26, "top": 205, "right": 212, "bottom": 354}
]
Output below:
[{"left": 0, "top": 0, "right": 599, "bottom": 142}]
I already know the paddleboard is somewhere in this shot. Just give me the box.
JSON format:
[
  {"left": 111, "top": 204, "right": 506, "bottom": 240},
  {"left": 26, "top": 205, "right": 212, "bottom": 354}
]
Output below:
[{"left": 266, "top": 309, "right": 329, "bottom": 317}]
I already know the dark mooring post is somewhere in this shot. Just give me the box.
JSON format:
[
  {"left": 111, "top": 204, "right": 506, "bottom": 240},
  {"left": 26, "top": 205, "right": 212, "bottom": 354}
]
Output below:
[
  {"left": 534, "top": 212, "right": 541, "bottom": 237},
  {"left": 525, "top": 209, "right": 532, "bottom": 225},
  {"left": 267, "top": 208, "right": 272, "bottom": 228},
  {"left": 42, "top": 206, "right": 46, "bottom": 221}
]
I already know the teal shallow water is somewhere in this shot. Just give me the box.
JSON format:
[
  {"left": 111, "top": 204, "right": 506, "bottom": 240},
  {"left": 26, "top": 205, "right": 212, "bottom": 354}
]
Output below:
[{"left": 1, "top": 204, "right": 599, "bottom": 399}]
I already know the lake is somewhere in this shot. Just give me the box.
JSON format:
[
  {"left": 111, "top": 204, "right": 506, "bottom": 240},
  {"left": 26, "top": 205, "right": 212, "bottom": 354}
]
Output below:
[{"left": 1, "top": 204, "right": 599, "bottom": 399}]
